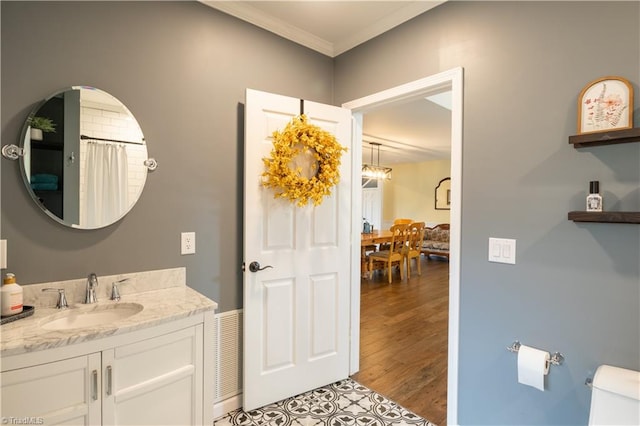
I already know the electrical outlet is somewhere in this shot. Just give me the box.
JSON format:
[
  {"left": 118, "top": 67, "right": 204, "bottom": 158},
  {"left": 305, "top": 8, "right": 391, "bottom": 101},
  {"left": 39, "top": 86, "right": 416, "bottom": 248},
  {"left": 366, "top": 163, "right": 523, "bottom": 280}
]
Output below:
[{"left": 181, "top": 232, "right": 196, "bottom": 255}]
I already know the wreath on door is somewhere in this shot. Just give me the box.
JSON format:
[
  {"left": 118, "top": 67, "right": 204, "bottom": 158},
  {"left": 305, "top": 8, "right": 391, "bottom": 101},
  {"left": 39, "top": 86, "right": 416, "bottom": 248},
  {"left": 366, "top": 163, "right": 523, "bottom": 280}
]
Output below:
[{"left": 262, "top": 114, "right": 347, "bottom": 207}]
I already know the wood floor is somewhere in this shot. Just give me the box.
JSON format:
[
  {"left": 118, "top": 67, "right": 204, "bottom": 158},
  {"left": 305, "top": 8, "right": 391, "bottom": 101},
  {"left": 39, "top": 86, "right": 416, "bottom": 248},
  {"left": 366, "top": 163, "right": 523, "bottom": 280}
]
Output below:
[{"left": 351, "top": 255, "right": 449, "bottom": 426}]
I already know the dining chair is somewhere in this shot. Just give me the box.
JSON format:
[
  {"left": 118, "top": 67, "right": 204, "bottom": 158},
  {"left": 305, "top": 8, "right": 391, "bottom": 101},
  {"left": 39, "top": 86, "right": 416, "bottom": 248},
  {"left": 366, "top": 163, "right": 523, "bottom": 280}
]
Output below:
[
  {"left": 393, "top": 218, "right": 413, "bottom": 225},
  {"left": 392, "top": 219, "right": 412, "bottom": 250},
  {"left": 361, "top": 244, "right": 379, "bottom": 279},
  {"left": 368, "top": 224, "right": 409, "bottom": 284},
  {"left": 404, "top": 222, "right": 426, "bottom": 277},
  {"left": 379, "top": 218, "right": 413, "bottom": 251}
]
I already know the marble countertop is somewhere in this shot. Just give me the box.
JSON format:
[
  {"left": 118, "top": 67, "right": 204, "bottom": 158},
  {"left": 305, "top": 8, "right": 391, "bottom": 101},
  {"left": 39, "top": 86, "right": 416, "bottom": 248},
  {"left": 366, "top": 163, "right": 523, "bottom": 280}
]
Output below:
[{"left": 1, "top": 285, "right": 217, "bottom": 357}]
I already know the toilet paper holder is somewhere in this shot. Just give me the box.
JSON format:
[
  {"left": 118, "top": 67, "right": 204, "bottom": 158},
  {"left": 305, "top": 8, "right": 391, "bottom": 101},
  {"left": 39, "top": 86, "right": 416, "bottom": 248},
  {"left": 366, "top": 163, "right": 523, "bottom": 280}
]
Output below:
[{"left": 507, "top": 340, "right": 565, "bottom": 367}]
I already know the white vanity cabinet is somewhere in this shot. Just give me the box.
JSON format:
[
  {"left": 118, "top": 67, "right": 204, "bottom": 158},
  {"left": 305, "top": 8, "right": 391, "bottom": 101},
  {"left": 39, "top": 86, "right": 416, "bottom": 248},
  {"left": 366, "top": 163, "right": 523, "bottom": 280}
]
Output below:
[
  {"left": 103, "top": 325, "right": 203, "bottom": 425},
  {"left": 1, "top": 313, "right": 214, "bottom": 426},
  {"left": 1, "top": 353, "right": 102, "bottom": 425}
]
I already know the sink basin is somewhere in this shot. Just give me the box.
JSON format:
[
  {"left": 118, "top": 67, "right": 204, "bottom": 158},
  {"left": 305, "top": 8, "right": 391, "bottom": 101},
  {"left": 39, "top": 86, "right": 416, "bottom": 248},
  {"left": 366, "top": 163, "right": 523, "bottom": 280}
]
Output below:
[{"left": 41, "top": 303, "right": 144, "bottom": 331}]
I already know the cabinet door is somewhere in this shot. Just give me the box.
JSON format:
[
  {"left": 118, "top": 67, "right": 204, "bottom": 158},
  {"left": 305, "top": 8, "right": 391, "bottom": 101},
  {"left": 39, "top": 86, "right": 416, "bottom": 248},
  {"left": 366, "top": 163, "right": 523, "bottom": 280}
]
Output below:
[
  {"left": 1, "top": 353, "right": 101, "bottom": 425},
  {"left": 102, "top": 325, "right": 203, "bottom": 425}
]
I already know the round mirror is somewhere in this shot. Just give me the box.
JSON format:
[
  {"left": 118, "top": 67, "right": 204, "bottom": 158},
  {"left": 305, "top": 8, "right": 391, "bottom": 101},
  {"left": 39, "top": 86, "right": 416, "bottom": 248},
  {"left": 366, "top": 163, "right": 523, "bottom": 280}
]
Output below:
[{"left": 19, "top": 86, "right": 149, "bottom": 229}]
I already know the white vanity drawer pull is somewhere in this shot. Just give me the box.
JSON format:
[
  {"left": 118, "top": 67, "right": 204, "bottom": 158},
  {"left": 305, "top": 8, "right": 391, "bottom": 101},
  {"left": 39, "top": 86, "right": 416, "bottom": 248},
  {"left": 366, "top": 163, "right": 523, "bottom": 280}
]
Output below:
[
  {"left": 106, "top": 365, "right": 113, "bottom": 396},
  {"left": 91, "top": 370, "right": 98, "bottom": 401}
]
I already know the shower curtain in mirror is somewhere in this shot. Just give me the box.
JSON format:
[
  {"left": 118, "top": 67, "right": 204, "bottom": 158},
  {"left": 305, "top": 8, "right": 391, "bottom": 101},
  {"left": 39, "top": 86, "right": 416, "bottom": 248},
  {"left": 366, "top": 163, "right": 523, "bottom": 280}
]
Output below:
[{"left": 82, "top": 141, "right": 129, "bottom": 228}]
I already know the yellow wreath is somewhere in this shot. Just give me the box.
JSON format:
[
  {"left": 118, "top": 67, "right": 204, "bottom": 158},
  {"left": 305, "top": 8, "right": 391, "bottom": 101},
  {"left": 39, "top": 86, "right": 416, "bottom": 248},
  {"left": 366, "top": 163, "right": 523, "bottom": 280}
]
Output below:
[{"left": 262, "top": 114, "right": 347, "bottom": 207}]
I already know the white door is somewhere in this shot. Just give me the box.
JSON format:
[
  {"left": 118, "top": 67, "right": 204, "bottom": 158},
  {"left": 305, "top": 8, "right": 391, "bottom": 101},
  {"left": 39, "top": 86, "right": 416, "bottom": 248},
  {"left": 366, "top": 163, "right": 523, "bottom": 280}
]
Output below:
[
  {"left": 362, "top": 183, "right": 382, "bottom": 231},
  {"left": 244, "top": 89, "right": 352, "bottom": 410}
]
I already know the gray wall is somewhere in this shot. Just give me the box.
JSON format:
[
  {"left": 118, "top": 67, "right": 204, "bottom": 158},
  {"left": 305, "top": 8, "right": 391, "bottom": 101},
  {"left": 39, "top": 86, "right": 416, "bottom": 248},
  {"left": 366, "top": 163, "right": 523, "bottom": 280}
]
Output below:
[
  {"left": 1, "top": 1, "right": 334, "bottom": 312},
  {"left": 334, "top": 1, "right": 639, "bottom": 425},
  {"left": 2, "top": 1, "right": 639, "bottom": 425}
]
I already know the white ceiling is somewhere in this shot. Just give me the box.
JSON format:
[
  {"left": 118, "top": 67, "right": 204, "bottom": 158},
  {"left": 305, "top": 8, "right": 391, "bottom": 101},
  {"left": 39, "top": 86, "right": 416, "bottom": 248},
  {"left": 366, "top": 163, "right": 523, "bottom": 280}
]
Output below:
[
  {"left": 362, "top": 94, "right": 452, "bottom": 165},
  {"left": 200, "top": 1, "right": 451, "bottom": 165}
]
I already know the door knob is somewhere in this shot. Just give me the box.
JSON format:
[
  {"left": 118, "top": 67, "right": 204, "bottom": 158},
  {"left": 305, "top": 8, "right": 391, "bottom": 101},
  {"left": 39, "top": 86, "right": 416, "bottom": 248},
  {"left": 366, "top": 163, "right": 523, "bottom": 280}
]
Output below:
[{"left": 248, "top": 261, "right": 273, "bottom": 273}]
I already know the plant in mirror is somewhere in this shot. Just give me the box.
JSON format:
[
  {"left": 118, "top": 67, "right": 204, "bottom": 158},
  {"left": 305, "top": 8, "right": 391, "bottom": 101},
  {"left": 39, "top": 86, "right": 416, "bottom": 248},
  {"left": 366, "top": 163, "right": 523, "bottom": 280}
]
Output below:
[
  {"left": 29, "top": 116, "right": 57, "bottom": 141},
  {"left": 12, "top": 86, "right": 156, "bottom": 229}
]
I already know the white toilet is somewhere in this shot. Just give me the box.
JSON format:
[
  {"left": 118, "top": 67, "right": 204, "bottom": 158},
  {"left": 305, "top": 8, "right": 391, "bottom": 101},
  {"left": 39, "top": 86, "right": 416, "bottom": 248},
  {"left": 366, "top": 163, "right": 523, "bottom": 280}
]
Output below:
[{"left": 588, "top": 364, "right": 640, "bottom": 425}]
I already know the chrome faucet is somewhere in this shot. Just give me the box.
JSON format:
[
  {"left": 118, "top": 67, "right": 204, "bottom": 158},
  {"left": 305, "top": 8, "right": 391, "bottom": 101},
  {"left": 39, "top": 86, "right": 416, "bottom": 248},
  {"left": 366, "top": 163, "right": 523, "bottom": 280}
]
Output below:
[
  {"left": 42, "top": 288, "right": 69, "bottom": 309},
  {"left": 110, "top": 278, "right": 130, "bottom": 301},
  {"left": 84, "top": 273, "right": 99, "bottom": 304}
]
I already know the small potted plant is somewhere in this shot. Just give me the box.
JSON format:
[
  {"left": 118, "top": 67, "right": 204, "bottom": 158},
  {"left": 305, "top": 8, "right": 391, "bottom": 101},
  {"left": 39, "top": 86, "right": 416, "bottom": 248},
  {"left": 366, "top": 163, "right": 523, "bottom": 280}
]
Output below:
[{"left": 29, "top": 116, "right": 56, "bottom": 141}]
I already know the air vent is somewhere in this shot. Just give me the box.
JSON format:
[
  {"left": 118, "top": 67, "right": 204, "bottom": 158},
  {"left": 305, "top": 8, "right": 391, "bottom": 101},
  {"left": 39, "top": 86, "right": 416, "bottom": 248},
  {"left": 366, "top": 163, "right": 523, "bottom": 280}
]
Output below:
[{"left": 215, "top": 310, "right": 243, "bottom": 401}]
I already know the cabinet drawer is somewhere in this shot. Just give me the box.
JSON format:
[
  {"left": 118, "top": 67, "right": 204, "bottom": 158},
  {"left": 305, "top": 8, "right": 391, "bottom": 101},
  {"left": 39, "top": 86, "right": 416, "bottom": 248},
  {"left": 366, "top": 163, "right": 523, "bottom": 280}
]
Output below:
[
  {"left": 111, "top": 373, "right": 196, "bottom": 425},
  {"left": 101, "top": 325, "right": 203, "bottom": 425},
  {"left": 109, "top": 326, "right": 199, "bottom": 390}
]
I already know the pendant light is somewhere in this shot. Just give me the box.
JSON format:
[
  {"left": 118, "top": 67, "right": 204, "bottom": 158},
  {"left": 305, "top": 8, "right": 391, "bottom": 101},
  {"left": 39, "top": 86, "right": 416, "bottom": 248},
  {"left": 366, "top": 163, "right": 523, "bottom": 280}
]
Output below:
[{"left": 362, "top": 142, "right": 392, "bottom": 180}]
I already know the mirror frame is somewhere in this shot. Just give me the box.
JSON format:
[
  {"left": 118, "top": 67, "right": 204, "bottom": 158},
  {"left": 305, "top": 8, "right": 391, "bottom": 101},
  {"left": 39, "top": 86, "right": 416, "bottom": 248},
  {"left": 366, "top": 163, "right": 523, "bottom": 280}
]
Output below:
[
  {"left": 17, "top": 86, "right": 152, "bottom": 229},
  {"left": 435, "top": 177, "right": 451, "bottom": 210}
]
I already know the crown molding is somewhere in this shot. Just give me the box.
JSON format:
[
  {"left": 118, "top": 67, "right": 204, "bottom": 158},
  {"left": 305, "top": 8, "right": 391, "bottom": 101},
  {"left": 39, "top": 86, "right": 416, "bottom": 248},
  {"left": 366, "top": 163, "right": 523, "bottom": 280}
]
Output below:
[
  {"left": 200, "top": 1, "right": 446, "bottom": 58},
  {"left": 333, "top": 1, "right": 445, "bottom": 56},
  {"left": 362, "top": 133, "right": 449, "bottom": 164},
  {"left": 201, "top": 1, "right": 334, "bottom": 56}
]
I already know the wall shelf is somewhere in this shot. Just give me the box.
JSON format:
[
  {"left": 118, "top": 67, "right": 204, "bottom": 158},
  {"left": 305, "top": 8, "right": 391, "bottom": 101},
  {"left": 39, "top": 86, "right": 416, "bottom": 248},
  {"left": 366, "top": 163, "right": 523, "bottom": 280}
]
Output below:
[
  {"left": 568, "top": 129, "right": 639, "bottom": 224},
  {"left": 568, "top": 211, "right": 640, "bottom": 224},
  {"left": 569, "top": 127, "right": 640, "bottom": 148}
]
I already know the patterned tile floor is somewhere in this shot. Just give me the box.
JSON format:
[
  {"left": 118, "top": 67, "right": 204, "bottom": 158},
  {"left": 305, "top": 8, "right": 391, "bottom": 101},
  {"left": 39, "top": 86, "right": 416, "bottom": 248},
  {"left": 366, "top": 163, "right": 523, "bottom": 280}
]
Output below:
[{"left": 215, "top": 378, "right": 436, "bottom": 426}]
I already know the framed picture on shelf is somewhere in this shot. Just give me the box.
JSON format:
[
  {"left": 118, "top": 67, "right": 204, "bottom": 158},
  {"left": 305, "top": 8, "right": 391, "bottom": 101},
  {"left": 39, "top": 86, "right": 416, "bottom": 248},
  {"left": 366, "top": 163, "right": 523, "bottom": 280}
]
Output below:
[{"left": 577, "top": 76, "right": 633, "bottom": 134}]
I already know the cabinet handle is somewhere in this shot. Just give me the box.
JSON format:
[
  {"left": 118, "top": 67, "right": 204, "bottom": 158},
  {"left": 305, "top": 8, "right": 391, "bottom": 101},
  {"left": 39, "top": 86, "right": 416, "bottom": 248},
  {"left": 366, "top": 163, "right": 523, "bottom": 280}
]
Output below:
[
  {"left": 106, "top": 365, "right": 113, "bottom": 396},
  {"left": 91, "top": 370, "right": 98, "bottom": 401}
]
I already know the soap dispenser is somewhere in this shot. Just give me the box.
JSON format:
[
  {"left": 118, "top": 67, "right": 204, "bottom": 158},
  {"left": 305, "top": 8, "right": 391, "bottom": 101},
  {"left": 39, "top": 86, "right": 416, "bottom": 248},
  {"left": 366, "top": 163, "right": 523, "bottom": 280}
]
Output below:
[{"left": 1, "top": 273, "right": 23, "bottom": 316}]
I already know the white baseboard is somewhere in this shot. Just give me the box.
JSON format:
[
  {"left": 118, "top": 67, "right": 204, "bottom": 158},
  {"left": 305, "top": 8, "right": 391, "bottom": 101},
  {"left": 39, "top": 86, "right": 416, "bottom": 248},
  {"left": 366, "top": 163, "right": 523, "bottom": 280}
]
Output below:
[{"left": 213, "top": 393, "right": 242, "bottom": 420}]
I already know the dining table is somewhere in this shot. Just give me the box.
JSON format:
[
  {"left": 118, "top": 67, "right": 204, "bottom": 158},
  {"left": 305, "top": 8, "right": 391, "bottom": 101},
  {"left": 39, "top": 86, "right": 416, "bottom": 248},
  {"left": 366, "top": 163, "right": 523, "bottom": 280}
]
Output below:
[
  {"left": 360, "top": 230, "right": 394, "bottom": 277},
  {"left": 361, "top": 229, "right": 394, "bottom": 247}
]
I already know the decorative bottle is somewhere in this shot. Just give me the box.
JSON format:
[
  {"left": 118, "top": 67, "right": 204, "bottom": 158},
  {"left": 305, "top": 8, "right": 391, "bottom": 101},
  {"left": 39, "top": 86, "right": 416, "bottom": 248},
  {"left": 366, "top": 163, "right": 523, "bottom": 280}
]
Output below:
[
  {"left": 363, "top": 218, "right": 371, "bottom": 234},
  {"left": 1, "top": 273, "right": 23, "bottom": 317},
  {"left": 586, "top": 181, "right": 603, "bottom": 212}
]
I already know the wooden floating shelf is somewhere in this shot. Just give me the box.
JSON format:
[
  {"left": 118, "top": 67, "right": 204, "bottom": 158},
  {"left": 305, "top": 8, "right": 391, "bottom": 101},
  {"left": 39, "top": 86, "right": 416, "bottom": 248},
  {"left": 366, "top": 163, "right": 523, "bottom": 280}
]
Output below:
[
  {"left": 569, "top": 128, "right": 640, "bottom": 148},
  {"left": 568, "top": 211, "right": 640, "bottom": 224},
  {"left": 568, "top": 129, "right": 639, "bottom": 224}
]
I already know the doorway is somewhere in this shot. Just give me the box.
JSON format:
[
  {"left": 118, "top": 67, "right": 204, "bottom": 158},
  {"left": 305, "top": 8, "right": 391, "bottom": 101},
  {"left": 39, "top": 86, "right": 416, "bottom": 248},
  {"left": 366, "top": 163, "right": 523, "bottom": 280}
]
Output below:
[
  {"left": 343, "top": 67, "right": 463, "bottom": 426},
  {"left": 362, "top": 178, "right": 382, "bottom": 231}
]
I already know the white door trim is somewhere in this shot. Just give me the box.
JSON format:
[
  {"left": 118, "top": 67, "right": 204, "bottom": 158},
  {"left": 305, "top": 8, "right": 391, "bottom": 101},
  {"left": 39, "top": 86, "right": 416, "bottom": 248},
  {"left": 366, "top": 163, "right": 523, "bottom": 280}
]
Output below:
[{"left": 342, "top": 67, "right": 463, "bottom": 426}]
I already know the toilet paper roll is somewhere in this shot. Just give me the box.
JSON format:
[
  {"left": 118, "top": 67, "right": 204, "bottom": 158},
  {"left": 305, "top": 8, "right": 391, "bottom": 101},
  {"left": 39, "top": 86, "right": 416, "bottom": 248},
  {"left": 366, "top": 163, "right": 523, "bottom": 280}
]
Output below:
[{"left": 517, "top": 344, "right": 550, "bottom": 391}]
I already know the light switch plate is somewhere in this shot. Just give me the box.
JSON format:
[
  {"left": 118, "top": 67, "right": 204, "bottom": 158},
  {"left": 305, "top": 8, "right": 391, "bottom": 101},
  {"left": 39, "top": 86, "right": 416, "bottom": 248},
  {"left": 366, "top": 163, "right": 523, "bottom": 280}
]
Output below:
[
  {"left": 181, "top": 232, "right": 196, "bottom": 255},
  {"left": 0, "top": 240, "right": 6, "bottom": 269},
  {"left": 489, "top": 237, "right": 516, "bottom": 264}
]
